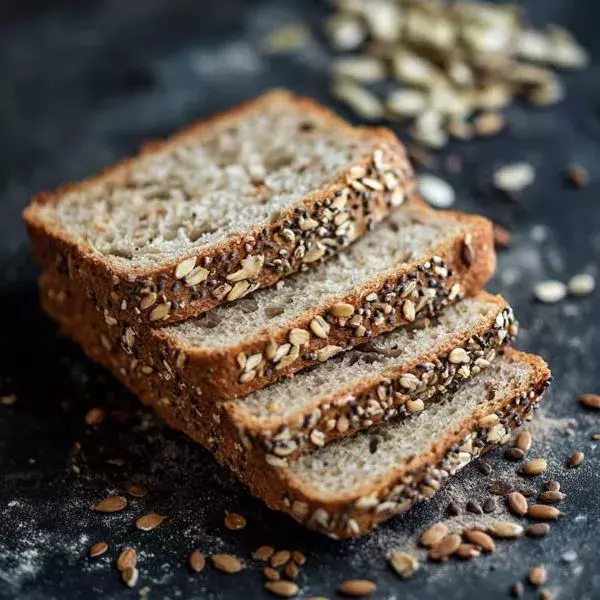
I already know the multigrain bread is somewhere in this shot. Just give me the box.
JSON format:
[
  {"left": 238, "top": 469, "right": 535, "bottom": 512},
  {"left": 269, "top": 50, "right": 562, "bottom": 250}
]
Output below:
[
  {"left": 41, "top": 274, "right": 518, "bottom": 463},
  {"left": 41, "top": 201, "right": 496, "bottom": 402},
  {"left": 24, "top": 90, "right": 415, "bottom": 327}
]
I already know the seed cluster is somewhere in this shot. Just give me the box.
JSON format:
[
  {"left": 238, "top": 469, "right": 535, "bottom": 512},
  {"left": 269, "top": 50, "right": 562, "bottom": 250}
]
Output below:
[
  {"left": 248, "top": 307, "right": 517, "bottom": 464},
  {"left": 91, "top": 147, "right": 412, "bottom": 326}
]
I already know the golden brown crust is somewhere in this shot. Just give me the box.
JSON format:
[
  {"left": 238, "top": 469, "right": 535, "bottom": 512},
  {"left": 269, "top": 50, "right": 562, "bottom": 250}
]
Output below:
[{"left": 24, "top": 90, "right": 415, "bottom": 327}]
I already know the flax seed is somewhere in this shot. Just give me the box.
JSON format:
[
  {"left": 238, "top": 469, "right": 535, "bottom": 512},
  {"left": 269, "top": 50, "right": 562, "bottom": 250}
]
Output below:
[
  {"left": 545, "top": 480, "right": 561, "bottom": 492},
  {"left": 85, "top": 407, "right": 105, "bottom": 426},
  {"left": 506, "top": 447, "right": 525, "bottom": 461},
  {"left": 508, "top": 491, "right": 528, "bottom": 517},
  {"left": 291, "top": 551, "right": 306, "bottom": 566},
  {"left": 121, "top": 566, "right": 139, "bottom": 588},
  {"left": 284, "top": 561, "right": 300, "bottom": 580},
  {"left": 126, "top": 483, "right": 147, "bottom": 498},
  {"left": 528, "top": 505, "right": 563, "bottom": 521},
  {"left": 510, "top": 581, "right": 525, "bottom": 597},
  {"left": 456, "top": 544, "right": 480, "bottom": 559}
]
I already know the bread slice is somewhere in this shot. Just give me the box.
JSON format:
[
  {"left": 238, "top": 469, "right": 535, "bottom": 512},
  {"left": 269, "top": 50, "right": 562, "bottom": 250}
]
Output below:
[
  {"left": 40, "top": 272, "right": 518, "bottom": 465},
  {"left": 24, "top": 90, "right": 415, "bottom": 327},
  {"left": 41, "top": 201, "right": 496, "bottom": 402}
]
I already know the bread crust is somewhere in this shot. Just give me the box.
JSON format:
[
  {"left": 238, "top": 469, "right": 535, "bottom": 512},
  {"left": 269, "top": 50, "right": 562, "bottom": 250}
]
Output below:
[
  {"left": 41, "top": 203, "right": 496, "bottom": 405},
  {"left": 24, "top": 90, "right": 415, "bottom": 327}
]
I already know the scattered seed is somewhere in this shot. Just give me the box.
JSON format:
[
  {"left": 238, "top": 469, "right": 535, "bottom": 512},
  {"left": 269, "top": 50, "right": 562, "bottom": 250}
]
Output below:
[
  {"left": 579, "top": 393, "right": 600, "bottom": 410},
  {"left": 562, "top": 550, "right": 578, "bottom": 564},
  {"left": 493, "top": 163, "right": 535, "bottom": 193},
  {"left": 224, "top": 511, "right": 247, "bottom": 530},
  {"left": 89, "top": 542, "right": 108, "bottom": 558},
  {"left": 417, "top": 174, "right": 455, "bottom": 208},
  {"left": 483, "top": 497, "right": 497, "bottom": 514},
  {"left": 284, "top": 561, "right": 300, "bottom": 580},
  {"left": 126, "top": 483, "right": 148, "bottom": 498},
  {"left": 493, "top": 224, "right": 513, "bottom": 249},
  {"left": 387, "top": 551, "right": 419, "bottom": 579},
  {"left": 419, "top": 522, "right": 449, "bottom": 547},
  {"left": 175, "top": 257, "right": 197, "bottom": 279},
  {"left": 477, "top": 459, "right": 493, "bottom": 476},
  {"left": 91, "top": 495, "right": 128, "bottom": 513},
  {"left": 121, "top": 566, "right": 139, "bottom": 588},
  {"left": 456, "top": 544, "right": 480, "bottom": 560},
  {"left": 473, "top": 112, "right": 505, "bottom": 136},
  {"left": 528, "top": 505, "right": 563, "bottom": 521},
  {"left": 447, "top": 501, "right": 462, "bottom": 516},
  {"left": 545, "top": 480, "right": 561, "bottom": 492},
  {"left": 466, "top": 500, "right": 483, "bottom": 515},
  {"left": 529, "top": 564, "right": 548, "bottom": 587},
  {"left": 264, "top": 567, "right": 280, "bottom": 581},
  {"left": 188, "top": 550, "right": 206, "bottom": 573},
  {"left": 522, "top": 458, "right": 548, "bottom": 476},
  {"left": 116, "top": 547, "right": 137, "bottom": 572},
  {"left": 463, "top": 529, "right": 496, "bottom": 553},
  {"left": 568, "top": 273, "right": 595, "bottom": 296},
  {"left": 428, "top": 533, "right": 462, "bottom": 561},
  {"left": 291, "top": 551, "right": 306, "bottom": 566},
  {"left": 566, "top": 451, "right": 584, "bottom": 468},
  {"left": 337, "top": 579, "right": 377, "bottom": 597},
  {"left": 527, "top": 523, "right": 550, "bottom": 538},
  {"left": 253, "top": 546, "right": 275, "bottom": 562},
  {"left": 488, "top": 521, "right": 524, "bottom": 539},
  {"left": 565, "top": 164, "right": 589, "bottom": 188},
  {"left": 85, "top": 407, "right": 105, "bottom": 426},
  {"left": 136, "top": 513, "right": 166, "bottom": 531},
  {"left": 592, "top": 433, "right": 600, "bottom": 441},
  {"left": 507, "top": 492, "right": 529, "bottom": 517},
  {"left": 510, "top": 581, "right": 525, "bottom": 597},
  {"left": 506, "top": 447, "right": 525, "bottom": 461},
  {"left": 515, "top": 431, "right": 533, "bottom": 452},
  {"left": 534, "top": 281, "right": 567, "bottom": 304},
  {"left": 489, "top": 479, "right": 513, "bottom": 496},
  {"left": 211, "top": 554, "right": 243, "bottom": 574},
  {"left": 331, "top": 80, "right": 384, "bottom": 121},
  {"left": 265, "top": 580, "right": 299, "bottom": 598},
  {"left": 539, "top": 589, "right": 556, "bottom": 600},
  {"left": 539, "top": 490, "right": 565, "bottom": 504},
  {"left": 271, "top": 550, "right": 291, "bottom": 568}
]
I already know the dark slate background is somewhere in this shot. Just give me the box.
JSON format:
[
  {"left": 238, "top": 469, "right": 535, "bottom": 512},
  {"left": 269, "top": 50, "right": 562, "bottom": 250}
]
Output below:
[{"left": 1, "top": 1, "right": 599, "bottom": 599}]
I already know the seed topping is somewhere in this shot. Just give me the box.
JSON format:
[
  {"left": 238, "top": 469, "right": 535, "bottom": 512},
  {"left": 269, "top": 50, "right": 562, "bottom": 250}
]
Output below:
[
  {"left": 91, "top": 495, "right": 128, "bottom": 513},
  {"left": 135, "top": 512, "right": 166, "bottom": 531},
  {"left": 211, "top": 554, "right": 244, "bottom": 574},
  {"left": 224, "top": 511, "right": 247, "bottom": 530},
  {"left": 89, "top": 542, "right": 108, "bottom": 558},
  {"left": 188, "top": 550, "right": 206, "bottom": 573}
]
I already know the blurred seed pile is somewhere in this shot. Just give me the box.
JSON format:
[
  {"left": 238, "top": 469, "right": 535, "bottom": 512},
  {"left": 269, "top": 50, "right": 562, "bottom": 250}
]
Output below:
[{"left": 326, "top": 0, "right": 588, "bottom": 148}]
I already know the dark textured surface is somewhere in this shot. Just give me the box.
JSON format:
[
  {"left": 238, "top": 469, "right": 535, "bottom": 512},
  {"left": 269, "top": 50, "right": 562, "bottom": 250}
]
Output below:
[{"left": 1, "top": 1, "right": 600, "bottom": 599}]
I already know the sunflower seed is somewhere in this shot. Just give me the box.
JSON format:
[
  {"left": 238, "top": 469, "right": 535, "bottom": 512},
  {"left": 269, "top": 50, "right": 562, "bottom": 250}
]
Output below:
[
  {"left": 90, "top": 542, "right": 108, "bottom": 558},
  {"left": 316, "top": 345, "right": 343, "bottom": 362},
  {"left": 507, "top": 492, "right": 528, "bottom": 517},
  {"left": 568, "top": 273, "right": 595, "bottom": 296},
  {"left": 463, "top": 529, "right": 496, "bottom": 553},
  {"left": 185, "top": 266, "right": 209, "bottom": 286},
  {"left": 326, "top": 14, "right": 365, "bottom": 51},
  {"left": 387, "top": 89, "right": 427, "bottom": 118},
  {"left": 449, "top": 348, "right": 469, "bottom": 364},
  {"left": 175, "top": 257, "right": 197, "bottom": 279},
  {"left": 116, "top": 547, "right": 137, "bottom": 571},
  {"left": 224, "top": 512, "right": 247, "bottom": 530},
  {"left": 332, "top": 80, "right": 384, "bottom": 121},
  {"left": 227, "top": 255, "right": 264, "bottom": 282},
  {"left": 529, "top": 564, "right": 548, "bottom": 587},
  {"left": 149, "top": 302, "right": 171, "bottom": 322},
  {"left": 136, "top": 513, "right": 166, "bottom": 531},
  {"left": 565, "top": 164, "right": 589, "bottom": 188},
  {"left": 387, "top": 551, "right": 419, "bottom": 579},
  {"left": 289, "top": 328, "right": 310, "bottom": 346},
  {"left": 91, "top": 495, "right": 128, "bottom": 513},
  {"left": 188, "top": 550, "right": 206, "bottom": 573},
  {"left": 493, "top": 163, "right": 535, "bottom": 193},
  {"left": 522, "top": 458, "right": 547, "bottom": 475},
  {"left": 428, "top": 533, "right": 462, "bottom": 561},
  {"left": 528, "top": 504, "right": 563, "bottom": 521},
  {"left": 332, "top": 56, "right": 386, "bottom": 82},
  {"left": 337, "top": 579, "right": 377, "bottom": 597},
  {"left": 534, "top": 280, "right": 567, "bottom": 304},
  {"left": 566, "top": 451, "right": 584, "bottom": 468},
  {"left": 211, "top": 554, "right": 243, "bottom": 574},
  {"left": 402, "top": 300, "right": 416, "bottom": 322},
  {"left": 310, "top": 316, "right": 330, "bottom": 339},
  {"left": 265, "top": 580, "right": 299, "bottom": 598},
  {"left": 417, "top": 174, "right": 455, "bottom": 208}
]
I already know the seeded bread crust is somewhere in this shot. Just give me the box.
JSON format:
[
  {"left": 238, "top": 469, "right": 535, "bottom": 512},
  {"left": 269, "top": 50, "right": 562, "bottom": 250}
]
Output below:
[
  {"left": 41, "top": 274, "right": 518, "bottom": 466},
  {"left": 41, "top": 203, "right": 496, "bottom": 403},
  {"left": 24, "top": 90, "right": 415, "bottom": 327}
]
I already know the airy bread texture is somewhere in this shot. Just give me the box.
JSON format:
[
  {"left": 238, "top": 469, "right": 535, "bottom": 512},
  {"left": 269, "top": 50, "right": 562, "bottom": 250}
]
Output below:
[
  {"left": 24, "top": 90, "right": 415, "bottom": 326},
  {"left": 41, "top": 201, "right": 496, "bottom": 402},
  {"left": 40, "top": 273, "right": 518, "bottom": 463}
]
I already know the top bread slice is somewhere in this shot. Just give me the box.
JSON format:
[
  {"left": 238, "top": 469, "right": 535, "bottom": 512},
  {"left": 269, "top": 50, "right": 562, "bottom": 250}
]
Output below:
[
  {"left": 24, "top": 89, "right": 415, "bottom": 327},
  {"left": 41, "top": 200, "right": 496, "bottom": 402}
]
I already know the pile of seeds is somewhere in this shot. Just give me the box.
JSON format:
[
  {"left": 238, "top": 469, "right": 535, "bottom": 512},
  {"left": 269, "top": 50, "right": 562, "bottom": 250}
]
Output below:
[{"left": 326, "top": 0, "right": 588, "bottom": 147}]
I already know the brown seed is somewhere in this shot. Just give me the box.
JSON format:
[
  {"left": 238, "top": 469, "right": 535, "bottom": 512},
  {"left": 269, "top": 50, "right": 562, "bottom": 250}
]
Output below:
[
  {"left": 515, "top": 430, "right": 532, "bottom": 452},
  {"left": 466, "top": 500, "right": 483, "bottom": 515},
  {"left": 211, "top": 554, "right": 243, "bottom": 574},
  {"left": 567, "top": 451, "right": 584, "bottom": 468},
  {"left": 264, "top": 567, "right": 280, "bottom": 582},
  {"left": 89, "top": 542, "right": 108, "bottom": 558},
  {"left": 526, "top": 523, "right": 550, "bottom": 538},
  {"left": 265, "top": 581, "right": 299, "bottom": 598},
  {"left": 121, "top": 566, "right": 138, "bottom": 588},
  {"left": 579, "top": 393, "right": 600, "bottom": 410},
  {"left": 493, "top": 224, "right": 513, "bottom": 249},
  {"left": 284, "top": 561, "right": 300, "bottom": 580},
  {"left": 565, "top": 164, "right": 589, "bottom": 188},
  {"left": 463, "top": 529, "right": 496, "bottom": 553},
  {"left": 85, "top": 407, "right": 105, "bottom": 426},
  {"left": 506, "top": 447, "right": 525, "bottom": 461},
  {"left": 456, "top": 544, "right": 480, "bottom": 560},
  {"left": 507, "top": 492, "right": 529, "bottom": 517},
  {"left": 253, "top": 546, "right": 275, "bottom": 562},
  {"left": 528, "top": 505, "right": 563, "bottom": 521},
  {"left": 291, "top": 550, "right": 306, "bottom": 566},
  {"left": 489, "top": 479, "right": 513, "bottom": 496},
  {"left": 447, "top": 501, "right": 462, "bottom": 516},
  {"left": 477, "top": 459, "right": 493, "bottom": 476},
  {"left": 136, "top": 512, "right": 166, "bottom": 531},
  {"left": 522, "top": 458, "right": 547, "bottom": 476},
  {"left": 116, "top": 547, "right": 137, "bottom": 572},
  {"left": 126, "top": 483, "right": 147, "bottom": 498},
  {"left": 488, "top": 521, "right": 524, "bottom": 539},
  {"left": 337, "top": 580, "right": 377, "bottom": 597},
  {"left": 271, "top": 550, "right": 291, "bottom": 568},
  {"left": 91, "top": 495, "right": 128, "bottom": 513},
  {"left": 539, "top": 589, "right": 556, "bottom": 600},
  {"left": 529, "top": 564, "right": 548, "bottom": 587},
  {"left": 483, "top": 497, "right": 497, "bottom": 514},
  {"left": 188, "top": 550, "right": 206, "bottom": 573},
  {"left": 387, "top": 551, "right": 419, "bottom": 579},
  {"left": 510, "top": 581, "right": 525, "bottom": 597},
  {"left": 428, "top": 533, "right": 462, "bottom": 561},
  {"left": 224, "top": 511, "right": 247, "bottom": 530},
  {"left": 545, "top": 480, "right": 561, "bottom": 492},
  {"left": 539, "top": 490, "right": 565, "bottom": 504},
  {"left": 419, "top": 522, "right": 448, "bottom": 547}
]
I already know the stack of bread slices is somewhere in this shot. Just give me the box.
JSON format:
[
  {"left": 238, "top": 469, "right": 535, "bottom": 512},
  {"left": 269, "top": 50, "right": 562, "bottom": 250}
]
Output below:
[{"left": 24, "top": 90, "right": 551, "bottom": 539}]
